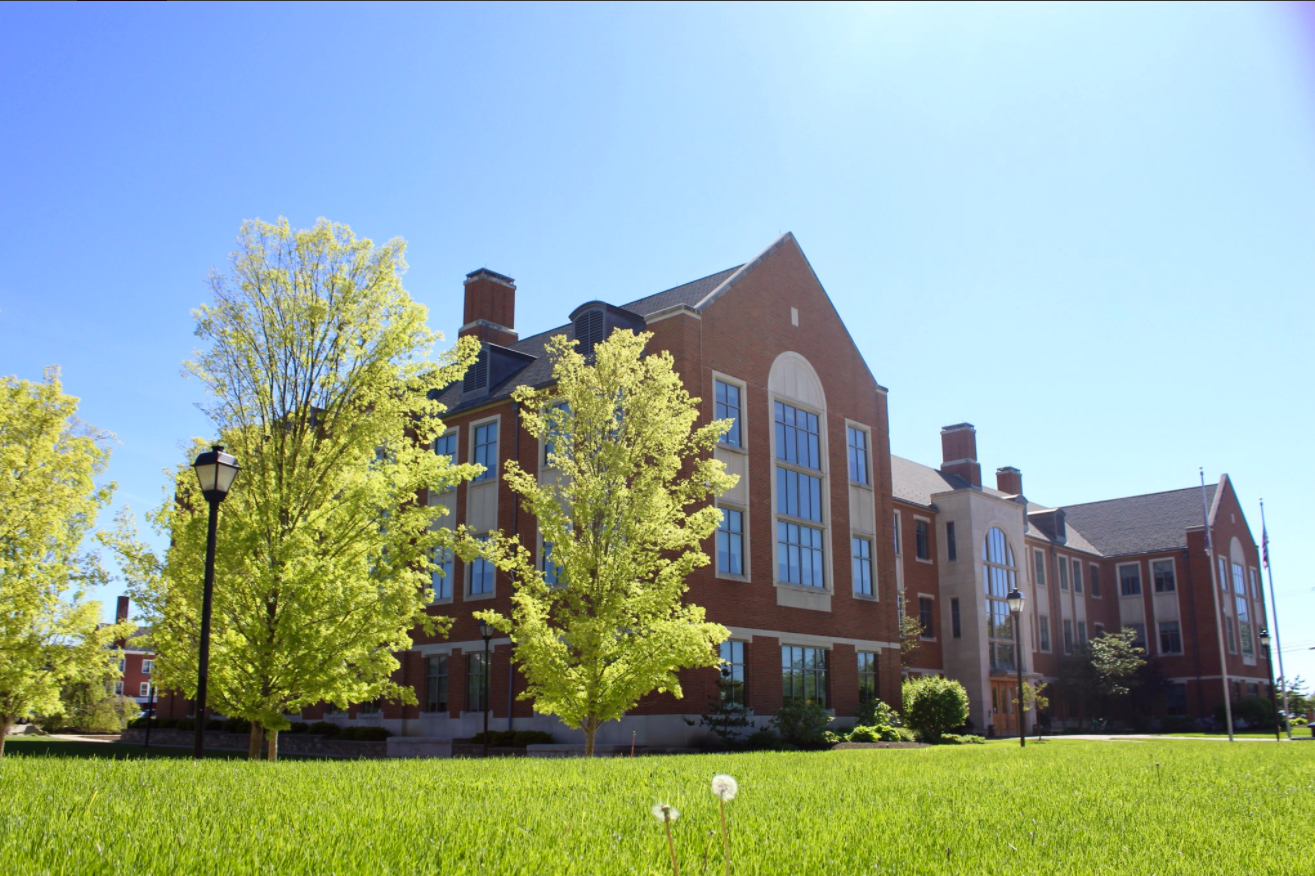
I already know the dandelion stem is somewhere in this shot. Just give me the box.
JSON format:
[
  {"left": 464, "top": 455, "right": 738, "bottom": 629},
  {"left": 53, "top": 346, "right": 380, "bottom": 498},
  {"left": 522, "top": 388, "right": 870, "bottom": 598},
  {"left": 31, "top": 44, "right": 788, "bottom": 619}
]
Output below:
[
  {"left": 665, "top": 818, "right": 680, "bottom": 876},
  {"left": 719, "top": 798, "right": 731, "bottom": 876}
]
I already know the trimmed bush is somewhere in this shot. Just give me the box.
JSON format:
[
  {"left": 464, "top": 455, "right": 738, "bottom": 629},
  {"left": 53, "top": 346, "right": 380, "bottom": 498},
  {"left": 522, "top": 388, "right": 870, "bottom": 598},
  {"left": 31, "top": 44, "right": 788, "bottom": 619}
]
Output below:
[
  {"left": 849, "top": 724, "right": 900, "bottom": 743},
  {"left": 856, "top": 699, "right": 902, "bottom": 728},
  {"left": 939, "top": 733, "right": 985, "bottom": 745},
  {"left": 337, "top": 726, "right": 391, "bottom": 741},
  {"left": 287, "top": 722, "right": 310, "bottom": 734},
  {"left": 467, "top": 730, "right": 555, "bottom": 747},
  {"left": 307, "top": 721, "right": 341, "bottom": 737},
  {"left": 769, "top": 700, "right": 832, "bottom": 749},
  {"left": 902, "top": 676, "right": 970, "bottom": 743}
]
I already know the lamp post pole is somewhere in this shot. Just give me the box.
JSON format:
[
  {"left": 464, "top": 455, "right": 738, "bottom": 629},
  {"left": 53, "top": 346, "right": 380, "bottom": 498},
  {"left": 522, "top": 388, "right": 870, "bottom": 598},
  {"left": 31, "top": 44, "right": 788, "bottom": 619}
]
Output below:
[
  {"left": 190, "top": 445, "right": 239, "bottom": 760},
  {"left": 1007, "top": 587, "right": 1026, "bottom": 748},
  {"left": 479, "top": 619, "right": 492, "bottom": 758},
  {"left": 1260, "top": 630, "right": 1280, "bottom": 743}
]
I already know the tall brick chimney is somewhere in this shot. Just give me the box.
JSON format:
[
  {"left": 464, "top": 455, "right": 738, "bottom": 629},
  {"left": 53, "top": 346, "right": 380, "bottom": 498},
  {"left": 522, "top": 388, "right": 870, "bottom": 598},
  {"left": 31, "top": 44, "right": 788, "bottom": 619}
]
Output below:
[
  {"left": 116, "top": 595, "right": 130, "bottom": 623},
  {"left": 459, "top": 269, "right": 518, "bottom": 347},
  {"left": 996, "top": 466, "right": 1023, "bottom": 496},
  {"left": 940, "top": 423, "right": 982, "bottom": 488}
]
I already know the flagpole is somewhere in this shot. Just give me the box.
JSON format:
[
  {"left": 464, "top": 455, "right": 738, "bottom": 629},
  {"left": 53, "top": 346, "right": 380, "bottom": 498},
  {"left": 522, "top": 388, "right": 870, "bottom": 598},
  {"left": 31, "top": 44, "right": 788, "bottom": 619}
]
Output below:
[
  {"left": 1260, "top": 499, "right": 1292, "bottom": 740},
  {"left": 1201, "top": 468, "right": 1234, "bottom": 741}
]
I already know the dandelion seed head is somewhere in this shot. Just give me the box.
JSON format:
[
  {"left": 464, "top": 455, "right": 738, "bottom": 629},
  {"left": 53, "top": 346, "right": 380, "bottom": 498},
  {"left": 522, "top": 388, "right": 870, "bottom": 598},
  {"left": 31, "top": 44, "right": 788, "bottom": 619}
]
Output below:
[
  {"left": 651, "top": 802, "right": 679, "bottom": 823},
  {"left": 711, "top": 773, "right": 738, "bottom": 801}
]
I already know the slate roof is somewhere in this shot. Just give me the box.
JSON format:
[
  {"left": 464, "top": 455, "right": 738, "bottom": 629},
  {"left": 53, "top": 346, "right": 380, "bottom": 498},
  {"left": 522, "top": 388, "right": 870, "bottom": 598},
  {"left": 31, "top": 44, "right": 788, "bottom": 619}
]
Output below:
[
  {"left": 1022, "top": 503, "right": 1103, "bottom": 556},
  {"left": 1060, "top": 485, "right": 1216, "bottom": 558},
  {"left": 890, "top": 455, "right": 970, "bottom": 508},
  {"left": 436, "top": 266, "right": 742, "bottom": 418}
]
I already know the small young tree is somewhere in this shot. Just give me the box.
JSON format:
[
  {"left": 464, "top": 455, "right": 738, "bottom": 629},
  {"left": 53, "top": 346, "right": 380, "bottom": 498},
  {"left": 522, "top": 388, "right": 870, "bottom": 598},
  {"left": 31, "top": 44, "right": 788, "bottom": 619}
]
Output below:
[
  {"left": 0, "top": 369, "right": 133, "bottom": 755},
  {"left": 898, "top": 610, "right": 923, "bottom": 663},
  {"left": 107, "top": 218, "right": 481, "bottom": 760},
  {"left": 1014, "top": 681, "right": 1050, "bottom": 735},
  {"left": 902, "top": 676, "right": 970, "bottom": 743},
  {"left": 477, "top": 331, "right": 736, "bottom": 756},
  {"left": 1057, "top": 628, "right": 1146, "bottom": 727}
]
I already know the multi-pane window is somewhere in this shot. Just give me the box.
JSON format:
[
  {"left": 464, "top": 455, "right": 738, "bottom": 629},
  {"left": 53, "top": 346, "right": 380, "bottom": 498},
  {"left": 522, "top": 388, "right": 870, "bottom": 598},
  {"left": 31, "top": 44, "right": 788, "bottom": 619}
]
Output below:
[
  {"left": 781, "top": 645, "right": 828, "bottom": 707},
  {"left": 1058, "top": 558, "right": 1069, "bottom": 591},
  {"left": 1159, "top": 621, "right": 1183, "bottom": 654},
  {"left": 946, "top": 522, "right": 957, "bottom": 562},
  {"left": 118, "top": 658, "right": 126, "bottom": 672},
  {"left": 1232, "top": 563, "right": 1246, "bottom": 596},
  {"left": 717, "top": 509, "right": 745, "bottom": 577},
  {"left": 851, "top": 537, "right": 873, "bottom": 596},
  {"left": 1063, "top": 619, "right": 1074, "bottom": 654},
  {"left": 469, "top": 539, "right": 495, "bottom": 596},
  {"left": 542, "top": 541, "right": 564, "bottom": 587},
  {"left": 1038, "top": 614, "right": 1051, "bottom": 651},
  {"left": 775, "top": 401, "right": 825, "bottom": 588},
  {"left": 1218, "top": 557, "right": 1228, "bottom": 591},
  {"left": 719, "top": 641, "right": 746, "bottom": 707},
  {"left": 473, "top": 421, "right": 499, "bottom": 481},
  {"left": 1119, "top": 564, "right": 1142, "bottom": 597},
  {"left": 466, "top": 652, "right": 488, "bottom": 712},
  {"left": 893, "top": 512, "right": 901, "bottom": 556},
  {"left": 1077, "top": 621, "right": 1088, "bottom": 647},
  {"left": 774, "top": 402, "right": 820, "bottom": 468},
  {"left": 1249, "top": 568, "right": 1260, "bottom": 600},
  {"left": 1225, "top": 617, "right": 1237, "bottom": 654},
  {"left": 982, "top": 527, "right": 1018, "bottom": 672},
  {"left": 951, "top": 598, "right": 962, "bottom": 638},
  {"left": 846, "top": 426, "right": 869, "bottom": 485},
  {"left": 1165, "top": 683, "right": 1187, "bottom": 717},
  {"left": 1072, "top": 560, "right": 1083, "bottom": 594},
  {"left": 777, "top": 468, "right": 823, "bottom": 521},
  {"left": 919, "top": 597, "right": 934, "bottom": 638},
  {"left": 142, "top": 659, "right": 154, "bottom": 675},
  {"left": 915, "top": 520, "right": 930, "bottom": 560},
  {"left": 432, "top": 547, "right": 454, "bottom": 601},
  {"left": 1033, "top": 550, "right": 1046, "bottom": 588},
  {"left": 857, "top": 651, "right": 878, "bottom": 707},
  {"left": 1126, "top": 623, "right": 1146, "bottom": 651},
  {"left": 434, "top": 432, "right": 457, "bottom": 460},
  {"left": 139, "top": 683, "right": 151, "bottom": 698},
  {"left": 1236, "top": 595, "right": 1253, "bottom": 656},
  {"left": 425, "top": 655, "right": 448, "bottom": 712},
  {"left": 115, "top": 681, "right": 124, "bottom": 696},
  {"left": 1153, "top": 560, "right": 1176, "bottom": 593},
  {"left": 777, "top": 523, "right": 824, "bottom": 587},
  {"left": 715, "top": 380, "right": 742, "bottom": 448},
  {"left": 1090, "top": 564, "right": 1101, "bottom": 597},
  {"left": 543, "top": 402, "right": 569, "bottom": 464}
]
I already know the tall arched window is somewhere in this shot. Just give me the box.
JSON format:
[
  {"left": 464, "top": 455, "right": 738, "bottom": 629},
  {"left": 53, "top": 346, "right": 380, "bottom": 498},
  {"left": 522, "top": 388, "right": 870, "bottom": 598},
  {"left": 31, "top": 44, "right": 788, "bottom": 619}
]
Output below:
[{"left": 983, "top": 527, "right": 1018, "bottom": 671}]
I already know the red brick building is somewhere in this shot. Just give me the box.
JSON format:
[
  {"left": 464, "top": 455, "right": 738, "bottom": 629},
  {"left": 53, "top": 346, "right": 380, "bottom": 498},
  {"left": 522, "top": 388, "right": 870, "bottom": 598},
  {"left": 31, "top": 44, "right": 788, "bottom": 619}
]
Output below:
[{"left": 111, "top": 596, "right": 157, "bottom": 715}]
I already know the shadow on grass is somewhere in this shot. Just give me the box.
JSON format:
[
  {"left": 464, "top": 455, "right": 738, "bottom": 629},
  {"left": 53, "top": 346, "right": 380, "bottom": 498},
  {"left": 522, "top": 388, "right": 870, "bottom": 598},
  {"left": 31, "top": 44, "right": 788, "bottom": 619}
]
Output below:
[{"left": 2, "top": 739, "right": 316, "bottom": 760}]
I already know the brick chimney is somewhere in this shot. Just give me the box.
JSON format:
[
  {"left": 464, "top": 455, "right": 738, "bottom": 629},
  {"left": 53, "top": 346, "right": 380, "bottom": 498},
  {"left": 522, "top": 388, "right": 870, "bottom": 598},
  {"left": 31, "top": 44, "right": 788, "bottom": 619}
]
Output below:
[
  {"left": 996, "top": 466, "right": 1023, "bottom": 496},
  {"left": 116, "top": 595, "right": 130, "bottom": 623},
  {"left": 459, "top": 269, "right": 518, "bottom": 347},
  {"left": 940, "top": 423, "right": 982, "bottom": 488}
]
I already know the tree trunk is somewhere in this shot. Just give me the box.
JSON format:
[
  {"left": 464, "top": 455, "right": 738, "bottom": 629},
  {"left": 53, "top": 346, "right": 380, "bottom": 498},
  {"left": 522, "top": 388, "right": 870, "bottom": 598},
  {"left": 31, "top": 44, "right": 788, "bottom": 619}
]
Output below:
[
  {"left": 583, "top": 714, "right": 598, "bottom": 758},
  {"left": 266, "top": 729, "right": 278, "bottom": 763},
  {"left": 0, "top": 716, "right": 10, "bottom": 758},
  {"left": 247, "top": 722, "right": 264, "bottom": 761}
]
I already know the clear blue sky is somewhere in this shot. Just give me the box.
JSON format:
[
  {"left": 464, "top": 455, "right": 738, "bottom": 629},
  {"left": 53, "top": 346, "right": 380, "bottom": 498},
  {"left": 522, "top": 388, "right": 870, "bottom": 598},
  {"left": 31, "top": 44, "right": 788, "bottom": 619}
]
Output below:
[{"left": 3, "top": 2, "right": 1313, "bottom": 686}]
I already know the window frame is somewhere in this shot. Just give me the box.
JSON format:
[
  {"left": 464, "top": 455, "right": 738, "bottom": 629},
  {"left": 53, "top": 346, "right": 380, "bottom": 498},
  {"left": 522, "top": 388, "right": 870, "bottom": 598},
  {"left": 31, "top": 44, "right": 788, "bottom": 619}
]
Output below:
[
  {"left": 139, "top": 682, "right": 151, "bottom": 698},
  {"left": 467, "top": 535, "right": 496, "bottom": 599},
  {"left": 715, "top": 504, "right": 750, "bottom": 582},
  {"left": 719, "top": 640, "right": 747, "bottom": 708},
  {"left": 1071, "top": 558, "right": 1083, "bottom": 595},
  {"left": 1057, "top": 555, "right": 1069, "bottom": 591},
  {"left": 851, "top": 534, "right": 875, "bottom": 598},
  {"left": 1062, "top": 618, "right": 1074, "bottom": 655},
  {"left": 771, "top": 398, "right": 830, "bottom": 592},
  {"left": 781, "top": 644, "right": 830, "bottom": 708},
  {"left": 892, "top": 510, "right": 902, "bottom": 557},
  {"left": 141, "top": 659, "right": 154, "bottom": 675},
  {"left": 425, "top": 654, "right": 449, "bottom": 713},
  {"left": 1117, "top": 562, "right": 1142, "bottom": 597},
  {"left": 470, "top": 417, "right": 500, "bottom": 483},
  {"left": 1089, "top": 563, "right": 1101, "bottom": 598},
  {"left": 1037, "top": 613, "right": 1051, "bottom": 652},
  {"left": 431, "top": 545, "right": 455, "bottom": 603},
  {"left": 857, "top": 650, "right": 878, "bottom": 707},
  {"left": 918, "top": 594, "right": 935, "bottom": 640},
  {"left": 951, "top": 597, "right": 962, "bottom": 639},
  {"left": 1158, "top": 621, "right": 1183, "bottom": 655},
  {"left": 844, "top": 421, "right": 872, "bottom": 487},
  {"left": 913, "top": 516, "right": 932, "bottom": 563},
  {"left": 1032, "top": 548, "right": 1047, "bottom": 589},
  {"left": 946, "top": 521, "right": 957, "bottom": 562},
  {"left": 712, "top": 373, "right": 747, "bottom": 452},
  {"left": 465, "top": 651, "right": 489, "bottom": 714},
  {"left": 1152, "top": 558, "right": 1176, "bottom": 594}
]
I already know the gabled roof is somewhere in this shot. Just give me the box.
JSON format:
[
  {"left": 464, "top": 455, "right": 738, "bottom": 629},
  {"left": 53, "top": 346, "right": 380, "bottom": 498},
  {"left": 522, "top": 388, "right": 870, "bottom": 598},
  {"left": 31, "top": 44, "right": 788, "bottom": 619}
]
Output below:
[
  {"left": 1060, "top": 484, "right": 1217, "bottom": 558},
  {"left": 890, "top": 455, "right": 970, "bottom": 508}
]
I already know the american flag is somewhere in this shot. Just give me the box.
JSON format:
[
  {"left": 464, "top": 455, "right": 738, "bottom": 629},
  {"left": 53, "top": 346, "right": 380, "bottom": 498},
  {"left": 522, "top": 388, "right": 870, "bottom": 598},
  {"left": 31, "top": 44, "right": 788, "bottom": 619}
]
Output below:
[{"left": 1262, "top": 523, "right": 1269, "bottom": 569}]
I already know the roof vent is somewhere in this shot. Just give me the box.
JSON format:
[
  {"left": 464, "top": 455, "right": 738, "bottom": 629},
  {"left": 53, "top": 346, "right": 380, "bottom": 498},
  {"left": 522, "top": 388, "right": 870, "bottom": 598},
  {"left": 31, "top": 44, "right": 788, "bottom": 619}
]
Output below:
[
  {"left": 463, "top": 345, "right": 489, "bottom": 394},
  {"left": 573, "top": 309, "right": 605, "bottom": 357}
]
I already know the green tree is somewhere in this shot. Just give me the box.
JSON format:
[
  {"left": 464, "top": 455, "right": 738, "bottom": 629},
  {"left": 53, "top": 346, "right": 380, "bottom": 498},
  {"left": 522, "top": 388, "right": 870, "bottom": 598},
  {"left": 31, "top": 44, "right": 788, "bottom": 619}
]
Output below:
[
  {"left": 0, "top": 368, "right": 132, "bottom": 755},
  {"left": 1057, "top": 628, "right": 1146, "bottom": 726},
  {"left": 1014, "top": 680, "right": 1050, "bottom": 734},
  {"left": 49, "top": 681, "right": 141, "bottom": 733},
  {"left": 477, "top": 331, "right": 735, "bottom": 756},
  {"left": 901, "top": 675, "right": 970, "bottom": 743},
  {"left": 107, "top": 218, "right": 480, "bottom": 761},
  {"left": 1277, "top": 676, "right": 1311, "bottom": 723}
]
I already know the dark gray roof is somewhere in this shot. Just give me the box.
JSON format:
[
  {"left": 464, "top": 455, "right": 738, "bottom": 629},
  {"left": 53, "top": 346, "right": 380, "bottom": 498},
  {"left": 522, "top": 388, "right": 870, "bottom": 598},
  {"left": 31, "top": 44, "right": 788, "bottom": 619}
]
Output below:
[
  {"left": 1060, "top": 485, "right": 1216, "bottom": 558},
  {"left": 437, "top": 266, "right": 741, "bottom": 417},
  {"left": 890, "top": 455, "right": 970, "bottom": 508}
]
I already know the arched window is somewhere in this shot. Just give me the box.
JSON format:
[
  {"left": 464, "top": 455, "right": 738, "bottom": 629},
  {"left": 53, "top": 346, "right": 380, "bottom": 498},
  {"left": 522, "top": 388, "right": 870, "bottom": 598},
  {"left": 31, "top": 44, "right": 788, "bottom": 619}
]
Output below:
[{"left": 982, "top": 527, "right": 1018, "bottom": 671}]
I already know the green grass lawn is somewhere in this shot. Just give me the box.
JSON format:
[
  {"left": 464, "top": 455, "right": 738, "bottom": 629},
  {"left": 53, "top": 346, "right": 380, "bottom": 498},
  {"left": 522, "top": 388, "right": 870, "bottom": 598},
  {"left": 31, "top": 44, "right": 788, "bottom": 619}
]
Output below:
[{"left": 1, "top": 740, "right": 1310, "bottom": 875}]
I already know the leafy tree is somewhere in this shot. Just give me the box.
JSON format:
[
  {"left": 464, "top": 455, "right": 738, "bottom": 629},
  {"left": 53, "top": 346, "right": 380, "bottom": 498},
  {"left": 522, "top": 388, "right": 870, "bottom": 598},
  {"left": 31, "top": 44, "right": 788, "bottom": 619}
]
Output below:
[
  {"left": 1277, "top": 676, "right": 1311, "bottom": 722},
  {"left": 48, "top": 681, "right": 141, "bottom": 733},
  {"left": 898, "top": 609, "right": 923, "bottom": 663},
  {"left": 1014, "top": 681, "right": 1050, "bottom": 734},
  {"left": 107, "top": 218, "right": 481, "bottom": 761},
  {"left": 0, "top": 368, "right": 133, "bottom": 755},
  {"left": 901, "top": 676, "right": 969, "bottom": 743},
  {"left": 477, "top": 331, "right": 735, "bottom": 756}
]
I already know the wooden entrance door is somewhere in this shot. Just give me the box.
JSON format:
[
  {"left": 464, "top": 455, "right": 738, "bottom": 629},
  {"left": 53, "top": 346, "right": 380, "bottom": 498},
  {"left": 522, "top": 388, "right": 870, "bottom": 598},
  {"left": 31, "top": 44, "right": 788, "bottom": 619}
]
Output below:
[{"left": 991, "top": 679, "right": 1018, "bottom": 736}]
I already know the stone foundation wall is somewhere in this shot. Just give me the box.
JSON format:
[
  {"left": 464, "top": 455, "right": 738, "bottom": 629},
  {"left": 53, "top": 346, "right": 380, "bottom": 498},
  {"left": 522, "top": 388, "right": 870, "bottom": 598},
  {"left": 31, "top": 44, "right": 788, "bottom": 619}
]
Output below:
[{"left": 119, "top": 728, "right": 387, "bottom": 758}]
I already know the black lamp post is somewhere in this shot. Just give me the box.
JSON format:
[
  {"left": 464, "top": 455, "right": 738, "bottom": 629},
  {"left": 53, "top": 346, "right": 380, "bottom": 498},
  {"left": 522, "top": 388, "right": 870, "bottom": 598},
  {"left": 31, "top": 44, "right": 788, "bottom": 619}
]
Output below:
[
  {"left": 1259, "top": 629, "right": 1280, "bottom": 743},
  {"left": 191, "top": 444, "right": 240, "bottom": 760},
  {"left": 1007, "top": 587, "right": 1026, "bottom": 748},
  {"left": 478, "top": 618, "right": 493, "bottom": 758}
]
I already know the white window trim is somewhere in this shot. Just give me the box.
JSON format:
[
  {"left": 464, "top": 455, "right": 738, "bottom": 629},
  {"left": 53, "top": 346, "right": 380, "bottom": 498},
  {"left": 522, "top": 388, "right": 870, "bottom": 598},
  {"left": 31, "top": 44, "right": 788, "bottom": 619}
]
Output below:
[
  {"left": 1032, "top": 548, "right": 1047, "bottom": 588},
  {"left": 714, "top": 502, "right": 751, "bottom": 583},
  {"left": 1150, "top": 556, "right": 1178, "bottom": 594},
  {"left": 1089, "top": 562, "right": 1101, "bottom": 599},
  {"left": 1037, "top": 613, "right": 1051, "bottom": 653},
  {"left": 139, "top": 682, "right": 151, "bottom": 698},
  {"left": 843, "top": 418, "right": 873, "bottom": 489},
  {"left": 431, "top": 545, "right": 455, "bottom": 605},
  {"left": 711, "top": 371, "right": 749, "bottom": 454},
  {"left": 893, "top": 510, "right": 902, "bottom": 557},
  {"left": 916, "top": 592, "right": 936, "bottom": 641},
  {"left": 1116, "top": 560, "right": 1143, "bottom": 598},
  {"left": 467, "top": 414, "right": 501, "bottom": 485},
  {"left": 464, "top": 414, "right": 502, "bottom": 601},
  {"left": 769, "top": 395, "right": 833, "bottom": 593},
  {"left": 1056, "top": 552, "right": 1070, "bottom": 591},
  {"left": 141, "top": 659, "right": 154, "bottom": 675},
  {"left": 912, "top": 514, "right": 933, "bottom": 565},
  {"left": 538, "top": 400, "right": 568, "bottom": 471},
  {"left": 850, "top": 531, "right": 877, "bottom": 601},
  {"left": 1158, "top": 620, "right": 1185, "bottom": 655},
  {"left": 1071, "top": 557, "right": 1084, "bottom": 595}
]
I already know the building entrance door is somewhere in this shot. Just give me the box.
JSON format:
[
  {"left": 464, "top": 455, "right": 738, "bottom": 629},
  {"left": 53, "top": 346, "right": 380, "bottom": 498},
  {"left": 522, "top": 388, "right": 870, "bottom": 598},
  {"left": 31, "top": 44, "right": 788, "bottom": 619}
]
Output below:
[{"left": 991, "top": 679, "right": 1018, "bottom": 736}]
